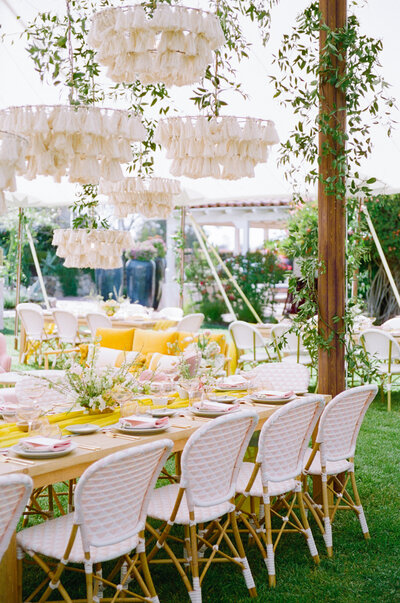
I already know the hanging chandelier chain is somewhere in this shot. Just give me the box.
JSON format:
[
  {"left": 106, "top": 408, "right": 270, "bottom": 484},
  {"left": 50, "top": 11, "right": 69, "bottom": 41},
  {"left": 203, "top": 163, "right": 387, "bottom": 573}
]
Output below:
[{"left": 65, "top": 0, "right": 76, "bottom": 104}]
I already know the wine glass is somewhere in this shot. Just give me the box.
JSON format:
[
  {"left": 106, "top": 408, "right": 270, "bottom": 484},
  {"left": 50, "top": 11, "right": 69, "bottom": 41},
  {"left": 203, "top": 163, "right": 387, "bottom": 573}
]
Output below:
[
  {"left": 16, "top": 401, "right": 42, "bottom": 433},
  {"left": 120, "top": 399, "right": 139, "bottom": 418}
]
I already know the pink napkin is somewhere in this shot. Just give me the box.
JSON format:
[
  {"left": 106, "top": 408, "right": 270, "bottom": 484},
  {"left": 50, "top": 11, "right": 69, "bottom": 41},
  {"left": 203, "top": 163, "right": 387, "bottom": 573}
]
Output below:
[
  {"left": 193, "top": 400, "right": 240, "bottom": 413},
  {"left": 0, "top": 403, "right": 17, "bottom": 412},
  {"left": 120, "top": 415, "right": 169, "bottom": 429},
  {"left": 21, "top": 436, "right": 72, "bottom": 452},
  {"left": 218, "top": 375, "right": 247, "bottom": 389},
  {"left": 253, "top": 390, "right": 294, "bottom": 399}
]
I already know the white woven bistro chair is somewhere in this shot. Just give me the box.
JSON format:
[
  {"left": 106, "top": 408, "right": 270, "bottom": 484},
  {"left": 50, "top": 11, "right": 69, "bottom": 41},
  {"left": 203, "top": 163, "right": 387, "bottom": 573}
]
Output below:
[
  {"left": 52, "top": 309, "right": 80, "bottom": 346},
  {"left": 0, "top": 474, "right": 33, "bottom": 564},
  {"left": 360, "top": 328, "right": 400, "bottom": 411},
  {"left": 271, "top": 323, "right": 312, "bottom": 366},
  {"left": 381, "top": 316, "right": 400, "bottom": 330},
  {"left": 176, "top": 313, "right": 205, "bottom": 333},
  {"left": 229, "top": 321, "right": 270, "bottom": 369},
  {"left": 146, "top": 410, "right": 259, "bottom": 602},
  {"left": 235, "top": 396, "right": 325, "bottom": 587},
  {"left": 17, "top": 303, "right": 56, "bottom": 364},
  {"left": 86, "top": 312, "right": 112, "bottom": 338},
  {"left": 17, "top": 439, "right": 173, "bottom": 603},
  {"left": 302, "top": 384, "right": 378, "bottom": 557},
  {"left": 245, "top": 361, "right": 310, "bottom": 393}
]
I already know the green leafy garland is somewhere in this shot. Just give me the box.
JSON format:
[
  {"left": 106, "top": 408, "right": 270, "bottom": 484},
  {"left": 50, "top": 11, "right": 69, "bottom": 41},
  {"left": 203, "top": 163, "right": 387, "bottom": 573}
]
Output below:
[{"left": 270, "top": 1, "right": 394, "bottom": 381}]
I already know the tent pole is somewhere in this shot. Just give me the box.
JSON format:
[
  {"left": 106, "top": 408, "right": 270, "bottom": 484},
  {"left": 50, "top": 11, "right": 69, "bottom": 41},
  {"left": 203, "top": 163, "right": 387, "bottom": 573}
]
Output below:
[
  {"left": 180, "top": 207, "right": 186, "bottom": 309},
  {"left": 190, "top": 215, "right": 263, "bottom": 324},
  {"left": 25, "top": 224, "right": 50, "bottom": 310},
  {"left": 362, "top": 204, "right": 400, "bottom": 309},
  {"left": 189, "top": 216, "right": 236, "bottom": 319},
  {"left": 14, "top": 208, "right": 23, "bottom": 350}
]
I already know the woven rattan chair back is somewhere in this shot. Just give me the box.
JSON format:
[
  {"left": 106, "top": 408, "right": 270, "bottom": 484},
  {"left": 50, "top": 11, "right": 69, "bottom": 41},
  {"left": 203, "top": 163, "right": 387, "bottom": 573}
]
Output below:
[
  {"left": 247, "top": 362, "right": 310, "bottom": 392},
  {"left": 17, "top": 304, "right": 44, "bottom": 340},
  {"left": 316, "top": 385, "right": 378, "bottom": 463},
  {"left": 52, "top": 309, "right": 79, "bottom": 344},
  {"left": 257, "top": 396, "right": 325, "bottom": 483},
  {"left": 0, "top": 474, "right": 33, "bottom": 561},
  {"left": 74, "top": 439, "right": 173, "bottom": 549},
  {"left": 229, "top": 321, "right": 265, "bottom": 350},
  {"left": 86, "top": 312, "right": 112, "bottom": 338},
  {"left": 361, "top": 329, "right": 400, "bottom": 362},
  {"left": 176, "top": 313, "right": 205, "bottom": 332},
  {"left": 180, "top": 410, "right": 258, "bottom": 509},
  {"left": 381, "top": 316, "right": 400, "bottom": 330}
]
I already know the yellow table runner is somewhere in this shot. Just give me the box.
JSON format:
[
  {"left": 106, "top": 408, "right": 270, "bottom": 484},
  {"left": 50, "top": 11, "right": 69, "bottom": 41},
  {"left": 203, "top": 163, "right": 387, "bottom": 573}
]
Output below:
[{"left": 0, "top": 390, "right": 245, "bottom": 448}]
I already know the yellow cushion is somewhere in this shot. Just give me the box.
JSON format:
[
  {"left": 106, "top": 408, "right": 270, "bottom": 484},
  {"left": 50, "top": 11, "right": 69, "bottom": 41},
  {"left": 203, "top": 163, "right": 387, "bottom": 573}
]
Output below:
[
  {"left": 95, "top": 328, "right": 135, "bottom": 351},
  {"left": 132, "top": 329, "right": 177, "bottom": 356}
]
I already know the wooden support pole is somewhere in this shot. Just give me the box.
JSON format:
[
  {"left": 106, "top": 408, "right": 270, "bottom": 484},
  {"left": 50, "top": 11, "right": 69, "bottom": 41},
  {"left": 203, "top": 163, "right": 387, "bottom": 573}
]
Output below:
[
  {"left": 25, "top": 224, "right": 51, "bottom": 310},
  {"left": 179, "top": 207, "right": 186, "bottom": 309},
  {"left": 318, "top": 0, "right": 347, "bottom": 397},
  {"left": 14, "top": 208, "right": 23, "bottom": 350}
]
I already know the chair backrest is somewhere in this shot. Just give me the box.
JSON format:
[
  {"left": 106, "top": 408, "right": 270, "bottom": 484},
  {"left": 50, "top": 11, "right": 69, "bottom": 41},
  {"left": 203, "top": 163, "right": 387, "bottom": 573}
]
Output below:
[
  {"left": 176, "top": 313, "right": 204, "bottom": 333},
  {"left": 159, "top": 306, "right": 184, "bottom": 321},
  {"left": 0, "top": 334, "right": 11, "bottom": 372},
  {"left": 74, "top": 439, "right": 173, "bottom": 550},
  {"left": 86, "top": 313, "right": 112, "bottom": 338},
  {"left": 53, "top": 309, "right": 78, "bottom": 344},
  {"left": 180, "top": 410, "right": 258, "bottom": 508},
  {"left": 316, "top": 385, "right": 378, "bottom": 463},
  {"left": 17, "top": 304, "right": 44, "bottom": 339},
  {"left": 271, "top": 323, "right": 299, "bottom": 356},
  {"left": 360, "top": 329, "right": 400, "bottom": 362},
  {"left": 229, "top": 321, "right": 265, "bottom": 350},
  {"left": 0, "top": 474, "right": 33, "bottom": 561},
  {"left": 257, "top": 396, "right": 325, "bottom": 483},
  {"left": 381, "top": 316, "right": 400, "bottom": 330},
  {"left": 246, "top": 361, "right": 310, "bottom": 392}
]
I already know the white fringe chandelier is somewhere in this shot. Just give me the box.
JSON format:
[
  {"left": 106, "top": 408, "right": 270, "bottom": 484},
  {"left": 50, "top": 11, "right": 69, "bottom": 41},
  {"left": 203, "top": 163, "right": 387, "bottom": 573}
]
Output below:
[
  {"left": 87, "top": 4, "right": 225, "bottom": 87},
  {"left": 52, "top": 229, "right": 133, "bottom": 269},
  {"left": 99, "top": 176, "right": 181, "bottom": 218},
  {"left": 0, "top": 105, "right": 146, "bottom": 185},
  {"left": 155, "top": 115, "right": 280, "bottom": 179},
  {"left": 0, "top": 131, "right": 27, "bottom": 214}
]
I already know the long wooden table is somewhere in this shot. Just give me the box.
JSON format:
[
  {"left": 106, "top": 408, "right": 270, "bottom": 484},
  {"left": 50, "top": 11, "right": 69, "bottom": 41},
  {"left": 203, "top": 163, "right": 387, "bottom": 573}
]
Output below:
[{"left": 0, "top": 396, "right": 330, "bottom": 601}]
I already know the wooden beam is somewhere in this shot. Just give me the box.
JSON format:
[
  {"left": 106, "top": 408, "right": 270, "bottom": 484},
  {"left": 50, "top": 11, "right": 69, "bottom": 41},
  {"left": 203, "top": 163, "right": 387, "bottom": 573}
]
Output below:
[{"left": 318, "top": 0, "right": 347, "bottom": 397}]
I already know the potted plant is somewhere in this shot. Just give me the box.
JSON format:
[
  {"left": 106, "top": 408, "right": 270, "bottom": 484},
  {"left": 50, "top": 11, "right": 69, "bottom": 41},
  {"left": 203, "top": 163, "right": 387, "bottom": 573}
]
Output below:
[{"left": 125, "top": 237, "right": 167, "bottom": 307}]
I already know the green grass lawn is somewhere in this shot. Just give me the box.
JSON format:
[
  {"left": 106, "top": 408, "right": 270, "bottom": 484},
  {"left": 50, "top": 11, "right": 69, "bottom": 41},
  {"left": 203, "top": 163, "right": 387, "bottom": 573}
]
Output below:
[{"left": 3, "top": 319, "right": 400, "bottom": 602}]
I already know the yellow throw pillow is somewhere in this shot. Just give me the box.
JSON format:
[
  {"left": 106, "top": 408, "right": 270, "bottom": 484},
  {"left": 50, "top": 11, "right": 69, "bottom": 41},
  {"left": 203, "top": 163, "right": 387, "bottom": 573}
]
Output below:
[
  {"left": 95, "top": 327, "right": 135, "bottom": 351},
  {"left": 132, "top": 329, "right": 177, "bottom": 356}
]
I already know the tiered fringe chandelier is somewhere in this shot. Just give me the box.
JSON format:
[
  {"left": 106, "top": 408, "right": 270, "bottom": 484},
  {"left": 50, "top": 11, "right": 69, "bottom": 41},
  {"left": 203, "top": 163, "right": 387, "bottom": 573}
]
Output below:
[
  {"left": 0, "top": 131, "right": 27, "bottom": 214},
  {"left": 88, "top": 4, "right": 225, "bottom": 87},
  {"left": 52, "top": 229, "right": 133, "bottom": 269}
]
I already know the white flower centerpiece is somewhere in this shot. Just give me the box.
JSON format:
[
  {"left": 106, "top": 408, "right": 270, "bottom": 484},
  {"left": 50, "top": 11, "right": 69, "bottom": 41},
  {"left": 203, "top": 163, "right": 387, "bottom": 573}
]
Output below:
[{"left": 46, "top": 347, "right": 140, "bottom": 413}]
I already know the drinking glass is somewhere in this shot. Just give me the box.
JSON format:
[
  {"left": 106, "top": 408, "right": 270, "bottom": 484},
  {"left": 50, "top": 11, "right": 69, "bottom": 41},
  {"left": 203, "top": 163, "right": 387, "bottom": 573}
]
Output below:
[
  {"left": 120, "top": 399, "right": 139, "bottom": 418},
  {"left": 16, "top": 402, "right": 42, "bottom": 433}
]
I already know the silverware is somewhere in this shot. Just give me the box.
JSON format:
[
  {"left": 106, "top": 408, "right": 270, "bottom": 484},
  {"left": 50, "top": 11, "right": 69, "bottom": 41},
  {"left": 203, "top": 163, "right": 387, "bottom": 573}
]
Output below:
[
  {"left": 76, "top": 444, "right": 101, "bottom": 451},
  {"left": 104, "top": 432, "right": 141, "bottom": 441},
  {"left": 0, "top": 454, "right": 35, "bottom": 466}
]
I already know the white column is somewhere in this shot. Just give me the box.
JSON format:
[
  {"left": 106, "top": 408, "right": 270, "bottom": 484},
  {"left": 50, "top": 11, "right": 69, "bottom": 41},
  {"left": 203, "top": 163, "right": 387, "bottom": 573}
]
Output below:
[
  {"left": 242, "top": 220, "right": 250, "bottom": 254},
  {"left": 233, "top": 225, "right": 241, "bottom": 255},
  {"left": 160, "top": 215, "right": 180, "bottom": 308}
]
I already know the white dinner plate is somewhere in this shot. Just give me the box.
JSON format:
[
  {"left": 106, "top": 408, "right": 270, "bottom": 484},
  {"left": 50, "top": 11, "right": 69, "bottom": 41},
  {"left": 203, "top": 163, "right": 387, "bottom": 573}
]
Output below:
[
  {"left": 117, "top": 423, "right": 169, "bottom": 435},
  {"left": 214, "top": 384, "right": 248, "bottom": 392},
  {"left": 150, "top": 409, "right": 177, "bottom": 418},
  {"left": 208, "top": 395, "right": 237, "bottom": 404},
  {"left": 191, "top": 406, "right": 240, "bottom": 418},
  {"left": 65, "top": 424, "right": 100, "bottom": 435},
  {"left": 11, "top": 442, "right": 76, "bottom": 459},
  {"left": 250, "top": 394, "right": 297, "bottom": 404}
]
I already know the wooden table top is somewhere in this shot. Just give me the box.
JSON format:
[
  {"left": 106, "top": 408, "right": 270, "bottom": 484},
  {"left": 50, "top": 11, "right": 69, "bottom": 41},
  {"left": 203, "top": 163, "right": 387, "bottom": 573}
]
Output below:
[{"left": 0, "top": 395, "right": 331, "bottom": 489}]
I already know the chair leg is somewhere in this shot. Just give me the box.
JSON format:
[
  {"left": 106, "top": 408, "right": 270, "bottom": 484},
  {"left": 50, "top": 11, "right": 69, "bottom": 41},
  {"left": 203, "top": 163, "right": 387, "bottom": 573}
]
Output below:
[
  {"left": 264, "top": 498, "right": 276, "bottom": 587},
  {"left": 321, "top": 469, "right": 333, "bottom": 557},
  {"left": 387, "top": 374, "right": 392, "bottom": 411},
  {"left": 349, "top": 471, "right": 370, "bottom": 539},
  {"left": 297, "top": 492, "right": 319, "bottom": 564},
  {"left": 189, "top": 516, "right": 202, "bottom": 603},
  {"left": 139, "top": 544, "right": 160, "bottom": 603},
  {"left": 230, "top": 511, "right": 257, "bottom": 598},
  {"left": 85, "top": 565, "right": 94, "bottom": 603}
]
